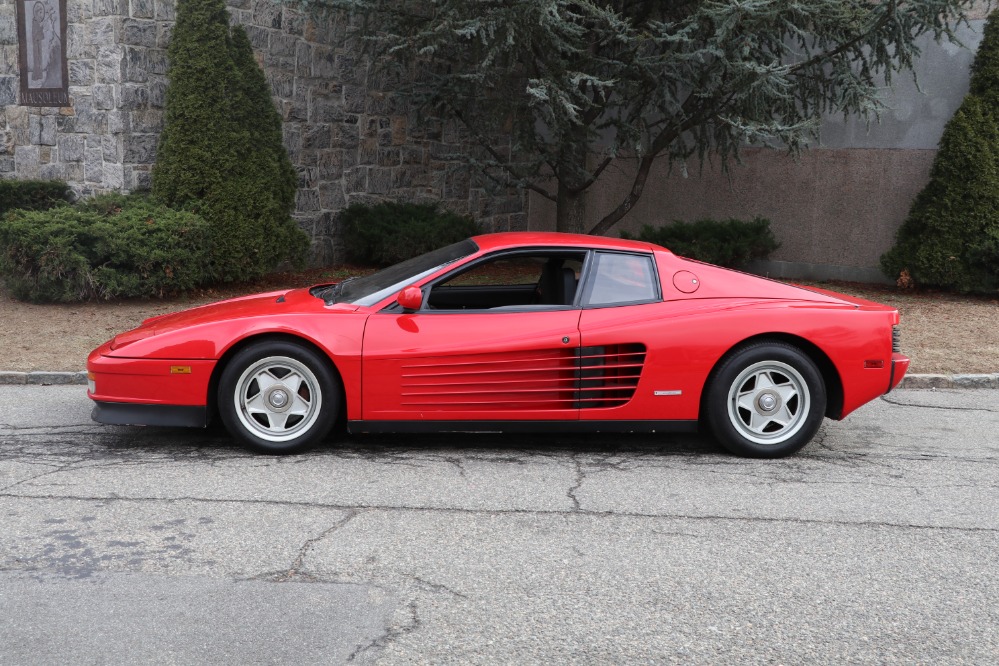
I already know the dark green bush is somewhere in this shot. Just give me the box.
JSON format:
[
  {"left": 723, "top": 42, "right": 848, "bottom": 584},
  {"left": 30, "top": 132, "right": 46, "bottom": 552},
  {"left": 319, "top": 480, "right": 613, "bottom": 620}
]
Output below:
[
  {"left": 341, "top": 201, "right": 481, "bottom": 266},
  {"left": 621, "top": 217, "right": 780, "bottom": 268},
  {"left": 881, "top": 13, "right": 999, "bottom": 294},
  {"left": 0, "top": 194, "right": 212, "bottom": 302},
  {"left": 152, "top": 0, "right": 307, "bottom": 282},
  {"left": 0, "top": 180, "right": 72, "bottom": 215}
]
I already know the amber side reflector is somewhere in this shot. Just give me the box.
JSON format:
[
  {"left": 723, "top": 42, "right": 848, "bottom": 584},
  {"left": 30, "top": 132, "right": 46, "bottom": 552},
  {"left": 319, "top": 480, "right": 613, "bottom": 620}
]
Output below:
[
  {"left": 170, "top": 366, "right": 192, "bottom": 374},
  {"left": 864, "top": 360, "right": 885, "bottom": 369}
]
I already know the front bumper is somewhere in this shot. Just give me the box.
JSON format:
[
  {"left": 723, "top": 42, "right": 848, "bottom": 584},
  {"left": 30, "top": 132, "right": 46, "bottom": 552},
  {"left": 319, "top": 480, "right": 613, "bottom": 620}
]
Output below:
[{"left": 92, "top": 401, "right": 208, "bottom": 428}]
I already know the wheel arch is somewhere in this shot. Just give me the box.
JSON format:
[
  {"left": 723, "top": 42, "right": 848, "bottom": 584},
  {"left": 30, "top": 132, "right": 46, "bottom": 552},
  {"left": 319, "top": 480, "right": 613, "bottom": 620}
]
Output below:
[
  {"left": 206, "top": 332, "right": 347, "bottom": 427},
  {"left": 701, "top": 333, "right": 844, "bottom": 421}
]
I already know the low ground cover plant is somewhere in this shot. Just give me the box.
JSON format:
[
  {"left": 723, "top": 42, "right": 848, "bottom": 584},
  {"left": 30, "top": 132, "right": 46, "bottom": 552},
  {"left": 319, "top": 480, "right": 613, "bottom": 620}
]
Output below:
[
  {"left": 0, "top": 194, "right": 212, "bottom": 302},
  {"left": 621, "top": 217, "right": 780, "bottom": 268},
  {"left": 0, "top": 179, "right": 73, "bottom": 215}
]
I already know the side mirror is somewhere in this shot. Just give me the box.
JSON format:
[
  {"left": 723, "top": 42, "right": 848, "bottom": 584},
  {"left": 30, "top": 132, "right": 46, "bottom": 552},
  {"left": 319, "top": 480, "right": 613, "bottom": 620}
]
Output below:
[{"left": 397, "top": 286, "right": 423, "bottom": 312}]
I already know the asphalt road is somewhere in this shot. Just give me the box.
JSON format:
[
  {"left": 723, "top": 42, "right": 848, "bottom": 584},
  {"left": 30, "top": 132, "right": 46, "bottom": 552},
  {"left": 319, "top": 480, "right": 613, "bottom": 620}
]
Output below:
[{"left": 1, "top": 386, "right": 998, "bottom": 664}]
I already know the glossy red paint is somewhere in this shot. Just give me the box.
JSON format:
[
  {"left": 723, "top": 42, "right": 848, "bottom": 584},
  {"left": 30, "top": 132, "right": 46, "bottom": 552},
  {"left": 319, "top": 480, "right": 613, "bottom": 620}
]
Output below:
[{"left": 87, "top": 231, "right": 908, "bottom": 456}]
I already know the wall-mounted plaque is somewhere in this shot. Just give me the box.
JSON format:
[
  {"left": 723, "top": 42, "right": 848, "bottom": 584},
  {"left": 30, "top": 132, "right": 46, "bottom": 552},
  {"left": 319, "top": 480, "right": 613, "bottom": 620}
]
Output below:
[{"left": 16, "top": 0, "right": 69, "bottom": 107}]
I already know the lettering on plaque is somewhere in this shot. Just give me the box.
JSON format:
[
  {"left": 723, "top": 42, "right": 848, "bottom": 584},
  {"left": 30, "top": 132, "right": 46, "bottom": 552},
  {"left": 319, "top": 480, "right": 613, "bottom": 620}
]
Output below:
[{"left": 16, "top": 0, "right": 70, "bottom": 107}]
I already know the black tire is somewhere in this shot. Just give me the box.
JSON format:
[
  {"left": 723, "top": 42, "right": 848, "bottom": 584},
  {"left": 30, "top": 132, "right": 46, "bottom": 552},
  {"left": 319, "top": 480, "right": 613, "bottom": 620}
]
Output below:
[
  {"left": 218, "top": 340, "right": 341, "bottom": 454},
  {"left": 704, "top": 342, "right": 826, "bottom": 458}
]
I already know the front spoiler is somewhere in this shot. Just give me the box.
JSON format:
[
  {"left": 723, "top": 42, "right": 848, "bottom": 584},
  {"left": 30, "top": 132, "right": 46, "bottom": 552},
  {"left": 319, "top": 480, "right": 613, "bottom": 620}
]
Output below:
[{"left": 91, "top": 401, "right": 208, "bottom": 428}]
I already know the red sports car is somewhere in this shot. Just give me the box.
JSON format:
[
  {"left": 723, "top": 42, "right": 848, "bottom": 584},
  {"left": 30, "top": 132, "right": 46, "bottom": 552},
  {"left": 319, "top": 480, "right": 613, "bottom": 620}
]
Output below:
[{"left": 87, "top": 232, "right": 908, "bottom": 457}]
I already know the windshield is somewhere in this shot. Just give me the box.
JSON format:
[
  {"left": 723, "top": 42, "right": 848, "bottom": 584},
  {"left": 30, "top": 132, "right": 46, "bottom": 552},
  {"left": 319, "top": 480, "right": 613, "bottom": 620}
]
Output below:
[{"left": 331, "top": 239, "right": 479, "bottom": 307}]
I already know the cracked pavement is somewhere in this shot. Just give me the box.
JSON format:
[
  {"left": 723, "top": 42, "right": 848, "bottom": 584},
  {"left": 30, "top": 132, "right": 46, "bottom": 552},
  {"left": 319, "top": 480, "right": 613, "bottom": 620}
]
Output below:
[{"left": 1, "top": 386, "right": 998, "bottom": 663}]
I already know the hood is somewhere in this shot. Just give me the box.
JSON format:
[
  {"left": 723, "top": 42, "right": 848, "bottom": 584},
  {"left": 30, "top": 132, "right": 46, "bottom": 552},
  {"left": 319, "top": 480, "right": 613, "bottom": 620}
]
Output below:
[{"left": 109, "top": 287, "right": 358, "bottom": 351}]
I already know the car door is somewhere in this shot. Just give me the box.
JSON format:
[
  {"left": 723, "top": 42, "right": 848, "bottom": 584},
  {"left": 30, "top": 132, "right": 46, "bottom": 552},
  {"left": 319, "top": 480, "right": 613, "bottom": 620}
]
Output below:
[
  {"left": 574, "top": 251, "right": 685, "bottom": 420},
  {"left": 361, "top": 252, "right": 585, "bottom": 422}
]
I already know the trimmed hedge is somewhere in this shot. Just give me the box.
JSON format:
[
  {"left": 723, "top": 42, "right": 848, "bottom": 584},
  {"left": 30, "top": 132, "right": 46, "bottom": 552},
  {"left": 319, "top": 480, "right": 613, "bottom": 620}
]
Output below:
[
  {"left": 341, "top": 201, "right": 481, "bottom": 266},
  {"left": 881, "top": 13, "right": 999, "bottom": 293},
  {"left": 621, "top": 217, "right": 780, "bottom": 268},
  {"left": 0, "top": 180, "right": 72, "bottom": 215},
  {"left": 0, "top": 194, "right": 212, "bottom": 302}
]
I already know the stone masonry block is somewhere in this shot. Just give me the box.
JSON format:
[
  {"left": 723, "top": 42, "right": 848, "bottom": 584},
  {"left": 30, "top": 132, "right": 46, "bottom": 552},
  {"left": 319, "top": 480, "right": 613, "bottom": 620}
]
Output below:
[
  {"left": 97, "top": 45, "right": 124, "bottom": 83},
  {"left": 69, "top": 60, "right": 96, "bottom": 86},
  {"left": 84, "top": 145, "right": 104, "bottom": 182},
  {"left": 15, "top": 145, "right": 41, "bottom": 178},
  {"left": 130, "top": 0, "right": 155, "bottom": 19},
  {"left": 0, "top": 14, "right": 16, "bottom": 46},
  {"left": 0, "top": 43, "right": 16, "bottom": 75},
  {"left": 93, "top": 84, "right": 115, "bottom": 109},
  {"left": 156, "top": 0, "right": 175, "bottom": 21},
  {"left": 123, "top": 19, "right": 157, "bottom": 47},
  {"left": 123, "top": 134, "right": 157, "bottom": 163},
  {"left": 0, "top": 75, "right": 14, "bottom": 106},
  {"left": 123, "top": 46, "right": 149, "bottom": 82},
  {"left": 58, "top": 134, "right": 86, "bottom": 162},
  {"left": 94, "top": 0, "right": 127, "bottom": 17}
]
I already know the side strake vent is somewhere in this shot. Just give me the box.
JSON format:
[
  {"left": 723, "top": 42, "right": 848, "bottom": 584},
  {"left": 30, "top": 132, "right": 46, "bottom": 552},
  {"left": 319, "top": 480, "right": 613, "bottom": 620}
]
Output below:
[
  {"left": 400, "top": 344, "right": 647, "bottom": 411},
  {"left": 577, "top": 344, "right": 646, "bottom": 409},
  {"left": 892, "top": 326, "right": 901, "bottom": 354}
]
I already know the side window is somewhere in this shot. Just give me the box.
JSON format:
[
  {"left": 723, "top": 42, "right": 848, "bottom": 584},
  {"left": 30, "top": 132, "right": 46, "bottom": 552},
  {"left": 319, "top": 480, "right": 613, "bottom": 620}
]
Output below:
[
  {"left": 581, "top": 253, "right": 659, "bottom": 306},
  {"left": 442, "top": 256, "right": 547, "bottom": 287},
  {"left": 426, "top": 253, "right": 585, "bottom": 310}
]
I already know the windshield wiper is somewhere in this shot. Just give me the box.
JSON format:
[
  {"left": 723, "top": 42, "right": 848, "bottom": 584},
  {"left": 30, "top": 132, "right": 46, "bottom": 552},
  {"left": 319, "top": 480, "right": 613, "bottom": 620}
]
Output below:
[{"left": 319, "top": 277, "right": 356, "bottom": 305}]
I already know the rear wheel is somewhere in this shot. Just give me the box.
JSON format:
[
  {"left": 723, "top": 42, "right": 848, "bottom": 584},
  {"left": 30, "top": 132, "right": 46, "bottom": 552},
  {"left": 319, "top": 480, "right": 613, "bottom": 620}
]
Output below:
[
  {"left": 705, "top": 342, "right": 826, "bottom": 458},
  {"left": 218, "top": 340, "right": 340, "bottom": 454}
]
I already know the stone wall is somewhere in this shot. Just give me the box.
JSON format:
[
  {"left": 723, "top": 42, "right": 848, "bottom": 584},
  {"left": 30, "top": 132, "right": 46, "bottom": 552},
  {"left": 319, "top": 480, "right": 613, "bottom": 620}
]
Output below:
[{"left": 0, "top": 0, "right": 527, "bottom": 265}]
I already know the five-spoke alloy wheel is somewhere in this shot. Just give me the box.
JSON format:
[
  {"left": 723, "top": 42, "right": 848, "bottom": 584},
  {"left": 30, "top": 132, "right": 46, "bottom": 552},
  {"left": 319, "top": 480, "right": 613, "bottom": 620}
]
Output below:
[
  {"left": 219, "top": 340, "right": 340, "bottom": 454},
  {"left": 705, "top": 342, "right": 826, "bottom": 458}
]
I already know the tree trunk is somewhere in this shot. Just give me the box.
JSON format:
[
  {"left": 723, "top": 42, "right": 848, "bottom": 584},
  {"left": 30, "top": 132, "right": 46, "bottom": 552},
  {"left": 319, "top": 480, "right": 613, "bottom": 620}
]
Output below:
[{"left": 555, "top": 180, "right": 586, "bottom": 234}]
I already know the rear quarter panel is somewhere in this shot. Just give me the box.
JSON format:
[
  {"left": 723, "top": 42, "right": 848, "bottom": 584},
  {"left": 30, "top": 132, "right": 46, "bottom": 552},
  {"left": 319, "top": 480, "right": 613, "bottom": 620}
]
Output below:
[{"left": 580, "top": 298, "right": 895, "bottom": 422}]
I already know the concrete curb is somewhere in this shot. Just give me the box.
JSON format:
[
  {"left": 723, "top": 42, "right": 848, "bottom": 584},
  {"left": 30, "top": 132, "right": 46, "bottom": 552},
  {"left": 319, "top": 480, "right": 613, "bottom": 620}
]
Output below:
[
  {"left": 897, "top": 373, "right": 999, "bottom": 389},
  {"left": 0, "top": 371, "right": 995, "bottom": 389},
  {"left": 0, "top": 371, "right": 89, "bottom": 386}
]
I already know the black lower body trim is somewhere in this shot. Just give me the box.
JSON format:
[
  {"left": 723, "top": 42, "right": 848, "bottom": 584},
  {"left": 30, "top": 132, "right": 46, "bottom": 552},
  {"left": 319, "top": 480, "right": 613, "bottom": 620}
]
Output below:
[
  {"left": 347, "top": 420, "right": 699, "bottom": 435},
  {"left": 92, "top": 401, "right": 208, "bottom": 428}
]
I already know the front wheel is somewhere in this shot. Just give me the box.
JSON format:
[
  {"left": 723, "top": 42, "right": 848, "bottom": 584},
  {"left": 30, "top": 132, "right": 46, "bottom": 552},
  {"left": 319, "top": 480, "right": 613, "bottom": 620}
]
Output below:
[
  {"left": 704, "top": 342, "right": 826, "bottom": 458},
  {"left": 218, "top": 340, "right": 341, "bottom": 454}
]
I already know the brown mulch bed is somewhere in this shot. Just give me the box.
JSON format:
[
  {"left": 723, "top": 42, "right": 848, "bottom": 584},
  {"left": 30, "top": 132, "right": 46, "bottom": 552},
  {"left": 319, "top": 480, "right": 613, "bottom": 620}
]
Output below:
[{"left": 1, "top": 270, "right": 996, "bottom": 375}]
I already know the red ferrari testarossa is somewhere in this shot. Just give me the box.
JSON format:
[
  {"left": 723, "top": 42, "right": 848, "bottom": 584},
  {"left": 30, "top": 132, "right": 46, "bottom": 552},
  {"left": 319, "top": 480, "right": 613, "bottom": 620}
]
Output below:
[{"left": 88, "top": 232, "right": 908, "bottom": 457}]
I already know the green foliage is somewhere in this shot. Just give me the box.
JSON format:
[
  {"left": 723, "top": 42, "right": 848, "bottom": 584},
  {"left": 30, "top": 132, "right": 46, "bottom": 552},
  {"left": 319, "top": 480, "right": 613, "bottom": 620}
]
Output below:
[
  {"left": 318, "top": 0, "right": 972, "bottom": 234},
  {"left": 881, "top": 14, "right": 999, "bottom": 294},
  {"left": 153, "top": 0, "right": 308, "bottom": 282},
  {"left": 0, "top": 180, "right": 72, "bottom": 215},
  {"left": 0, "top": 194, "right": 212, "bottom": 302},
  {"left": 621, "top": 217, "right": 780, "bottom": 268},
  {"left": 341, "top": 201, "right": 481, "bottom": 266}
]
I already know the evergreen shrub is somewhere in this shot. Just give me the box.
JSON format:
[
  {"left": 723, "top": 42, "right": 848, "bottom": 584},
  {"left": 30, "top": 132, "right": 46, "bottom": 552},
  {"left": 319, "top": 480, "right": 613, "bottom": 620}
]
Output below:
[
  {"left": 0, "top": 194, "right": 212, "bottom": 302},
  {"left": 881, "top": 13, "right": 999, "bottom": 293},
  {"left": 621, "top": 217, "right": 780, "bottom": 268},
  {"left": 341, "top": 201, "right": 481, "bottom": 266},
  {"left": 152, "top": 0, "right": 307, "bottom": 282},
  {"left": 0, "top": 180, "right": 72, "bottom": 215}
]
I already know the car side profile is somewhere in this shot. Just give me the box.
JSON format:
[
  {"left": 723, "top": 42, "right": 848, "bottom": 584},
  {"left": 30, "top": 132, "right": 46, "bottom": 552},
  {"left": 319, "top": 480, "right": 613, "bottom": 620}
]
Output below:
[{"left": 87, "top": 232, "right": 909, "bottom": 457}]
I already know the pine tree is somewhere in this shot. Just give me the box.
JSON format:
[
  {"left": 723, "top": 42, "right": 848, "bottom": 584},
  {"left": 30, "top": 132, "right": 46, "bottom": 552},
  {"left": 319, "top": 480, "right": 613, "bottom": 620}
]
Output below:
[
  {"left": 319, "top": 0, "right": 974, "bottom": 234},
  {"left": 153, "top": 0, "right": 307, "bottom": 281},
  {"left": 881, "top": 14, "right": 999, "bottom": 293}
]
